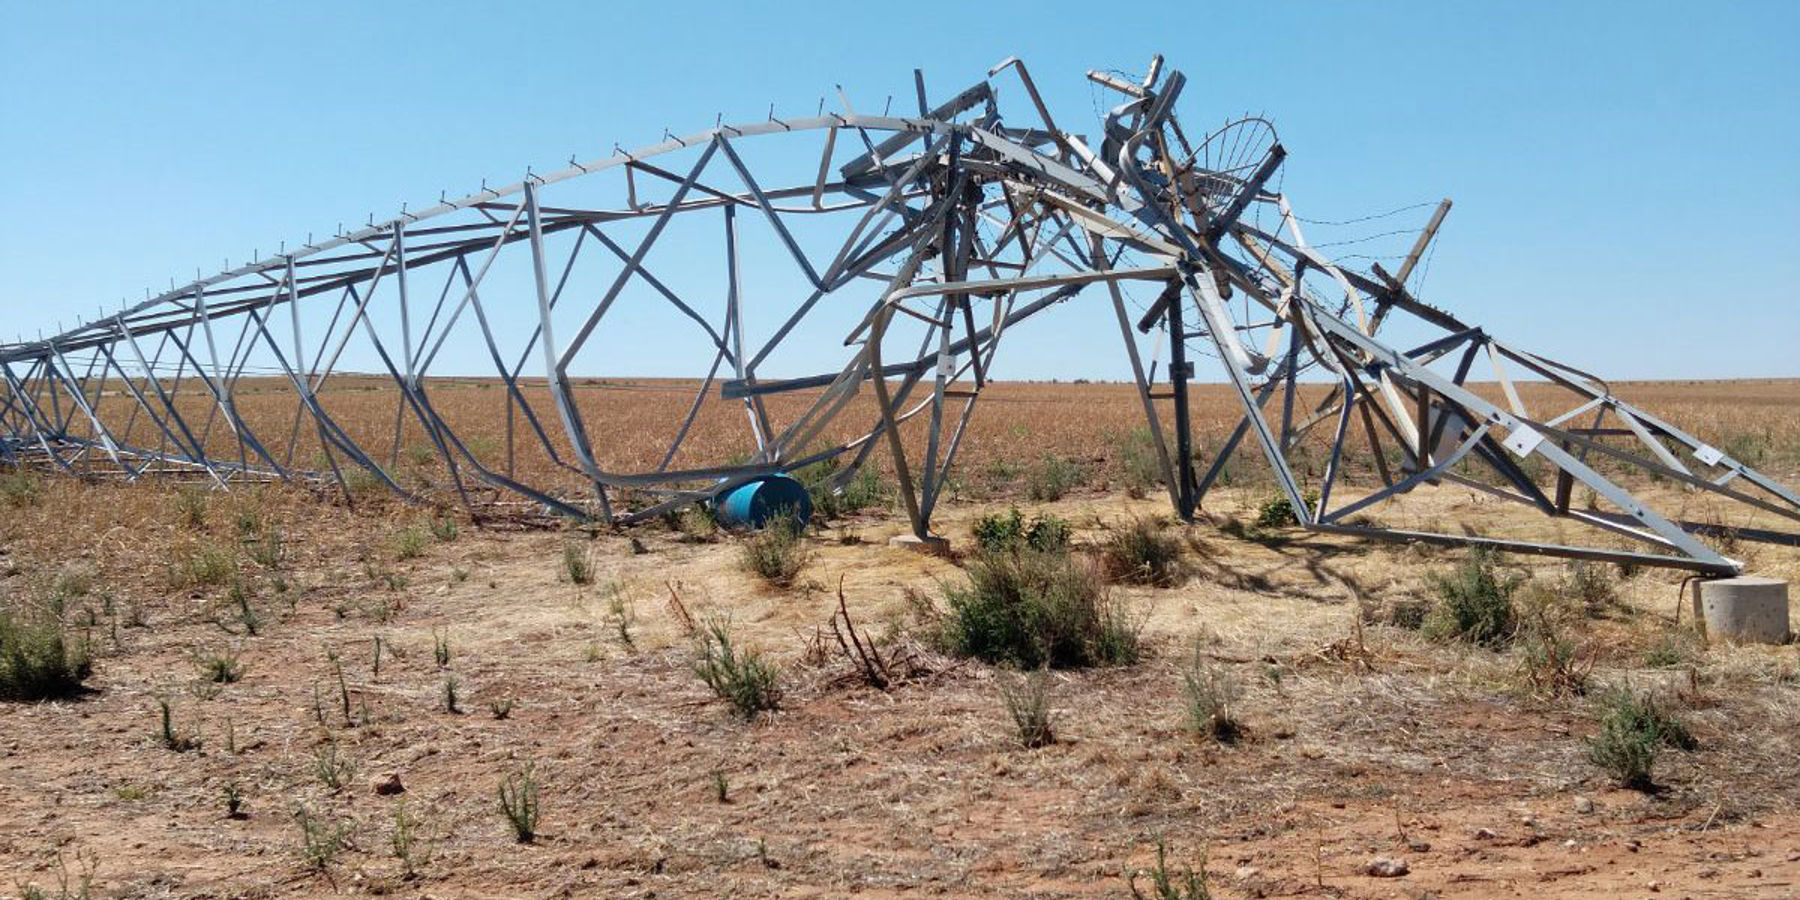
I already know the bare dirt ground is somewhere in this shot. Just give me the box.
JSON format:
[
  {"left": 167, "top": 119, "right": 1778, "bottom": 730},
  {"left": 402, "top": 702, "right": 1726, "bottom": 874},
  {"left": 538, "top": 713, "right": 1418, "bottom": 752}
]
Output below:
[{"left": 2, "top": 453, "right": 1798, "bottom": 897}]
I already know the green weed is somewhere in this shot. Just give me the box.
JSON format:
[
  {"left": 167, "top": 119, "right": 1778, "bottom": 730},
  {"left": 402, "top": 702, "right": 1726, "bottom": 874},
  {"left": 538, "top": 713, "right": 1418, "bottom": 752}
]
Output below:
[
  {"left": 498, "top": 762, "right": 541, "bottom": 843},
  {"left": 941, "top": 548, "right": 1139, "bottom": 669},
  {"left": 739, "top": 518, "right": 810, "bottom": 587},
  {"left": 692, "top": 615, "right": 782, "bottom": 718},
  {"left": 1422, "top": 549, "right": 1523, "bottom": 648},
  {"left": 0, "top": 612, "right": 90, "bottom": 701}
]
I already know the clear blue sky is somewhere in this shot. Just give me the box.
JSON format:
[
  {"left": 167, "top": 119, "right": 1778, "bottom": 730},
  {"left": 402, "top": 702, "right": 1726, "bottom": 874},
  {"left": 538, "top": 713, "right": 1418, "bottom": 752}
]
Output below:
[{"left": 2, "top": 0, "right": 1794, "bottom": 380}]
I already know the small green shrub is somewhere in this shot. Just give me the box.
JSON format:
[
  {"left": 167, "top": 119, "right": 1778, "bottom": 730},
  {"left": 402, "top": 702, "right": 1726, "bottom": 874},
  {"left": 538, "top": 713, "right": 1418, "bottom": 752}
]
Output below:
[
  {"left": 1025, "top": 454, "right": 1083, "bottom": 502},
  {"left": 343, "top": 466, "right": 388, "bottom": 500},
  {"left": 430, "top": 516, "right": 459, "bottom": 543},
  {"left": 738, "top": 519, "right": 810, "bottom": 587},
  {"left": 195, "top": 647, "right": 244, "bottom": 684},
  {"left": 1561, "top": 561, "right": 1616, "bottom": 615},
  {"left": 1, "top": 469, "right": 42, "bottom": 507},
  {"left": 692, "top": 615, "right": 782, "bottom": 718},
  {"left": 1126, "top": 835, "right": 1210, "bottom": 900},
  {"left": 606, "top": 584, "right": 636, "bottom": 650},
  {"left": 1253, "top": 489, "right": 1319, "bottom": 529},
  {"left": 1181, "top": 647, "right": 1242, "bottom": 744},
  {"left": 390, "top": 799, "right": 434, "bottom": 876},
  {"left": 0, "top": 612, "right": 91, "bottom": 701},
  {"left": 799, "top": 456, "right": 890, "bottom": 519},
  {"left": 1422, "top": 549, "right": 1523, "bottom": 648},
  {"left": 984, "top": 458, "right": 1023, "bottom": 490},
  {"left": 295, "top": 806, "right": 351, "bottom": 871},
  {"left": 498, "top": 762, "right": 541, "bottom": 843},
  {"left": 224, "top": 580, "right": 261, "bottom": 635},
  {"left": 971, "top": 507, "right": 1071, "bottom": 555},
  {"left": 154, "top": 696, "right": 199, "bottom": 752},
  {"left": 311, "top": 739, "right": 356, "bottom": 791},
  {"left": 1101, "top": 517, "right": 1185, "bottom": 586},
  {"left": 180, "top": 543, "right": 237, "bottom": 588},
  {"left": 1586, "top": 687, "right": 1696, "bottom": 790},
  {"left": 432, "top": 627, "right": 450, "bottom": 667},
  {"left": 246, "top": 526, "right": 285, "bottom": 570},
  {"left": 562, "top": 541, "right": 595, "bottom": 586},
  {"left": 1642, "top": 630, "right": 1702, "bottom": 668},
  {"left": 50, "top": 567, "right": 92, "bottom": 604},
  {"left": 175, "top": 486, "right": 208, "bottom": 528},
  {"left": 797, "top": 455, "right": 847, "bottom": 519},
  {"left": 674, "top": 504, "right": 719, "bottom": 542},
  {"left": 840, "top": 466, "right": 890, "bottom": 512},
  {"left": 998, "top": 669, "right": 1055, "bottom": 748},
  {"left": 941, "top": 548, "right": 1139, "bottom": 669},
  {"left": 232, "top": 503, "right": 264, "bottom": 539},
  {"left": 394, "top": 527, "right": 427, "bottom": 561}
]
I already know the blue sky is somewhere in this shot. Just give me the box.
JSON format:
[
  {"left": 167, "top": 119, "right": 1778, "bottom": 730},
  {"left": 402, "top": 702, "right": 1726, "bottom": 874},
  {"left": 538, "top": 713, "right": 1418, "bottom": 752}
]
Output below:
[{"left": 1, "top": 0, "right": 1794, "bottom": 381}]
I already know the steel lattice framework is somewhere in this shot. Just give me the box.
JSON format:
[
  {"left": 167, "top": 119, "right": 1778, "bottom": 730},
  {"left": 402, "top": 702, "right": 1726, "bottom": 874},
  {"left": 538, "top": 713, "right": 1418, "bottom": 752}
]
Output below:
[{"left": 3, "top": 57, "right": 1795, "bottom": 575}]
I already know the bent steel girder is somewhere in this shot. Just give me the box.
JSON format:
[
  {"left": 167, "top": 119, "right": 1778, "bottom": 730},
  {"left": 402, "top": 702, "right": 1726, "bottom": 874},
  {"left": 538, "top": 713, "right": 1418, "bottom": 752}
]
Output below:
[{"left": 3, "top": 58, "right": 1794, "bottom": 575}]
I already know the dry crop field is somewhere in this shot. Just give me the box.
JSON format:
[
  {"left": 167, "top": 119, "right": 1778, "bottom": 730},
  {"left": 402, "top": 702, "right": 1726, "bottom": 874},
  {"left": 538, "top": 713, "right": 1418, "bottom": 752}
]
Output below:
[
  {"left": 1, "top": 379, "right": 1798, "bottom": 899},
  {"left": 48, "top": 374, "right": 1800, "bottom": 529}
]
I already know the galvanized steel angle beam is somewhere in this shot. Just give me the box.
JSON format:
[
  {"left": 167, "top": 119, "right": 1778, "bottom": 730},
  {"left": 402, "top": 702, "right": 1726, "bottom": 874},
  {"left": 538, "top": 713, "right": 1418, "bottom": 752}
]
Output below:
[{"left": 2, "top": 57, "right": 1794, "bottom": 575}]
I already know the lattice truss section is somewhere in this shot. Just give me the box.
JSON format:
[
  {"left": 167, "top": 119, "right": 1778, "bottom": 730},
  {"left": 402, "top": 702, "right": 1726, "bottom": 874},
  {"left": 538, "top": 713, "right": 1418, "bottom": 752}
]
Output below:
[{"left": 2, "top": 57, "right": 1794, "bottom": 574}]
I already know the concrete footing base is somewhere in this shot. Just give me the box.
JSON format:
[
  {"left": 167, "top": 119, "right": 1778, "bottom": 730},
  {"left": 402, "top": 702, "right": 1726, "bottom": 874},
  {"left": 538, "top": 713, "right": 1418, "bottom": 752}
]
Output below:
[
  {"left": 889, "top": 533, "right": 952, "bottom": 556},
  {"left": 1690, "top": 576, "right": 1791, "bottom": 645}
]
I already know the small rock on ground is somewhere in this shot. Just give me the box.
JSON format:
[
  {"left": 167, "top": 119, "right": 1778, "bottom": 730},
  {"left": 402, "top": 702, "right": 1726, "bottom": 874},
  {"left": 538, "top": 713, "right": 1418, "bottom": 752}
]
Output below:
[{"left": 1367, "top": 856, "right": 1410, "bottom": 878}]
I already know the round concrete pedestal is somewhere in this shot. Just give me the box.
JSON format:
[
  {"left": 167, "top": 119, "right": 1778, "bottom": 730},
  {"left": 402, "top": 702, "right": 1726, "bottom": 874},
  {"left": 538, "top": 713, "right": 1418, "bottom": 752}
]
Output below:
[{"left": 1690, "top": 576, "right": 1791, "bottom": 645}]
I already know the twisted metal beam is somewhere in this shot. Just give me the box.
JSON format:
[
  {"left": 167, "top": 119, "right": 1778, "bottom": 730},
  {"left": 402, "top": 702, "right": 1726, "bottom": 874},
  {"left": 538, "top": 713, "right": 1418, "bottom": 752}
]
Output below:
[{"left": 3, "top": 57, "right": 1794, "bottom": 575}]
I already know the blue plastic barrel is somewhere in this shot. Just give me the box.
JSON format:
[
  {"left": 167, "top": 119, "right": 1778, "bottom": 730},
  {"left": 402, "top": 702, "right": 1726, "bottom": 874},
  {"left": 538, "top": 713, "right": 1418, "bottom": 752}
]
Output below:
[{"left": 713, "top": 474, "right": 813, "bottom": 530}]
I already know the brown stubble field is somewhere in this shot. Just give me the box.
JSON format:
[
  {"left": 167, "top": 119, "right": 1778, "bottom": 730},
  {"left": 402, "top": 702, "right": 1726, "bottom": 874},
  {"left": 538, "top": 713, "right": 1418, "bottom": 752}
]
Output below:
[
  {"left": 1, "top": 378, "right": 1798, "bottom": 899},
  {"left": 56, "top": 374, "right": 1800, "bottom": 515}
]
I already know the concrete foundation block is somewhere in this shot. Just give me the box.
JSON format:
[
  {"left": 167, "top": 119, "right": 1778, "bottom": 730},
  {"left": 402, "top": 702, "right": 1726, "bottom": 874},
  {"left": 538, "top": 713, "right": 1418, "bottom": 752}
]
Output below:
[
  {"left": 889, "top": 533, "right": 952, "bottom": 556},
  {"left": 1690, "top": 576, "right": 1791, "bottom": 645}
]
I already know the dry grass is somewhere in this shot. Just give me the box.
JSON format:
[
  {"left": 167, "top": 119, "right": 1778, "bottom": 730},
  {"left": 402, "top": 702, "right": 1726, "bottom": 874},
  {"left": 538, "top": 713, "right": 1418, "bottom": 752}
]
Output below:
[
  {"left": 42, "top": 376, "right": 1799, "bottom": 515},
  {"left": 0, "top": 379, "right": 1796, "bottom": 897}
]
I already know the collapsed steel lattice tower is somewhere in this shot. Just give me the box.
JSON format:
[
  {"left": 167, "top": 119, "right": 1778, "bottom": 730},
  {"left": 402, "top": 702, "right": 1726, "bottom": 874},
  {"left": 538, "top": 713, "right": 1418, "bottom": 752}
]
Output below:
[{"left": 2, "top": 57, "right": 1795, "bottom": 574}]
